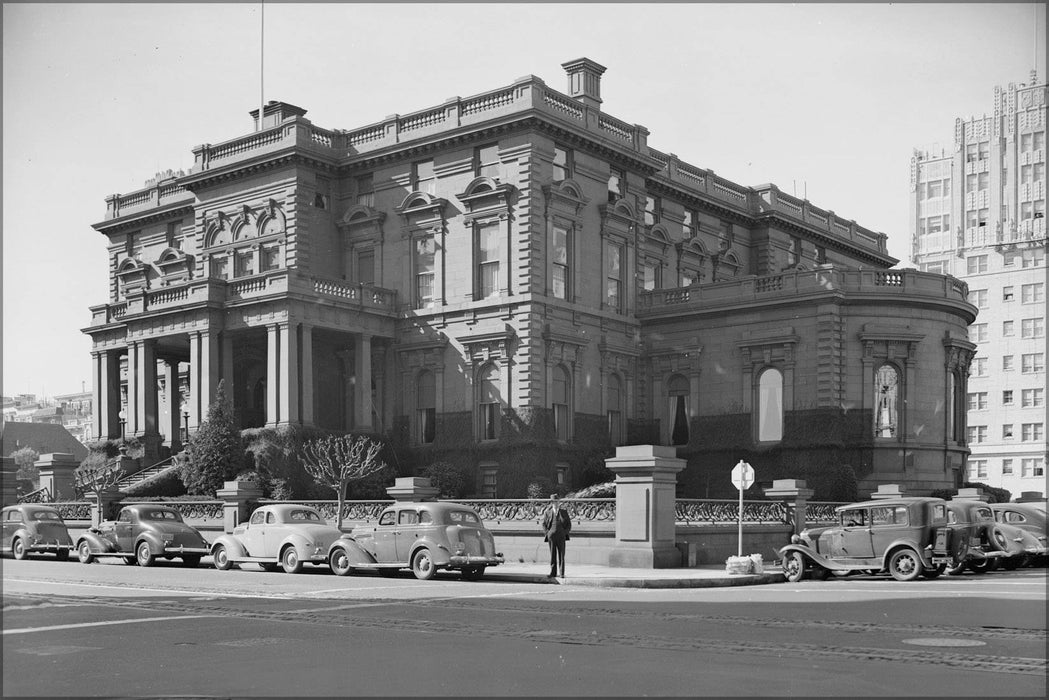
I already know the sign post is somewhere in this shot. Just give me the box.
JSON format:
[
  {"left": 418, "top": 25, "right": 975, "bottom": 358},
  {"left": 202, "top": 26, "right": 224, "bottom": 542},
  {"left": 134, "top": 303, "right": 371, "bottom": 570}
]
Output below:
[{"left": 731, "top": 460, "right": 755, "bottom": 557}]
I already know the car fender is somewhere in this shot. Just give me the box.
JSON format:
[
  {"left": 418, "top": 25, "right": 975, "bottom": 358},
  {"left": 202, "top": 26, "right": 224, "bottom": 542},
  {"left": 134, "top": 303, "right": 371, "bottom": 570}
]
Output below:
[
  {"left": 777, "top": 543, "right": 841, "bottom": 570},
  {"left": 211, "top": 534, "right": 249, "bottom": 560},
  {"left": 326, "top": 538, "right": 376, "bottom": 565},
  {"left": 992, "top": 523, "right": 1029, "bottom": 556},
  {"left": 11, "top": 526, "right": 33, "bottom": 546},
  {"left": 410, "top": 536, "right": 453, "bottom": 566},
  {"left": 135, "top": 531, "right": 167, "bottom": 555},
  {"left": 278, "top": 533, "right": 313, "bottom": 559},
  {"left": 880, "top": 539, "right": 932, "bottom": 569},
  {"left": 77, "top": 531, "right": 118, "bottom": 554}
]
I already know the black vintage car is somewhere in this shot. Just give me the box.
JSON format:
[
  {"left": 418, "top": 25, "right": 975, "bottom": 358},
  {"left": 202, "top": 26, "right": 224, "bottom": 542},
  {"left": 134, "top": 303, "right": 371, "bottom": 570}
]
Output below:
[
  {"left": 2, "top": 504, "right": 74, "bottom": 560},
  {"left": 75, "top": 504, "right": 210, "bottom": 567}
]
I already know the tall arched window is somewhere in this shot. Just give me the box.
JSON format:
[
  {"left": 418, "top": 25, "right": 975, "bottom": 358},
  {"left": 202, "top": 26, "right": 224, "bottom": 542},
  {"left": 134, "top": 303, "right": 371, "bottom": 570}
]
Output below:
[
  {"left": 607, "top": 374, "right": 623, "bottom": 445},
  {"left": 552, "top": 365, "right": 571, "bottom": 441},
  {"left": 667, "top": 374, "right": 690, "bottom": 446},
  {"left": 875, "top": 364, "right": 899, "bottom": 438},
  {"left": 417, "top": 370, "right": 435, "bottom": 444},
  {"left": 478, "top": 364, "right": 501, "bottom": 441},
  {"left": 950, "top": 369, "right": 966, "bottom": 443},
  {"left": 758, "top": 368, "right": 783, "bottom": 442}
]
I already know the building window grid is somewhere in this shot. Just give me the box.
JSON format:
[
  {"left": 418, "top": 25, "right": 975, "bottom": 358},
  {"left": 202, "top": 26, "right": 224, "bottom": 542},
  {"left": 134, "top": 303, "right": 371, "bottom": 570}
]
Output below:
[
  {"left": 552, "top": 146, "right": 573, "bottom": 184},
  {"left": 967, "top": 392, "right": 988, "bottom": 410},
  {"left": 967, "top": 255, "right": 988, "bottom": 274},
  {"left": 1021, "top": 423, "right": 1044, "bottom": 442},
  {"left": 1021, "top": 354, "right": 1044, "bottom": 373},
  {"left": 412, "top": 159, "right": 436, "bottom": 195},
  {"left": 413, "top": 236, "right": 435, "bottom": 309},
  {"left": 476, "top": 222, "right": 501, "bottom": 300},
  {"left": 971, "top": 324, "right": 988, "bottom": 343},
  {"left": 1021, "top": 458, "right": 1045, "bottom": 478},
  {"left": 1003, "top": 424, "right": 1014, "bottom": 440},
  {"left": 605, "top": 241, "right": 623, "bottom": 312},
  {"left": 967, "top": 425, "right": 987, "bottom": 444},
  {"left": 1021, "top": 283, "right": 1044, "bottom": 304},
  {"left": 1003, "top": 355, "right": 1014, "bottom": 372},
  {"left": 551, "top": 225, "right": 570, "bottom": 300},
  {"left": 643, "top": 195, "right": 661, "bottom": 226},
  {"left": 1021, "top": 318, "right": 1045, "bottom": 339},
  {"left": 608, "top": 167, "right": 626, "bottom": 203},
  {"left": 971, "top": 289, "right": 988, "bottom": 308},
  {"left": 475, "top": 144, "right": 500, "bottom": 180},
  {"left": 1003, "top": 390, "right": 1014, "bottom": 405},
  {"left": 1002, "top": 459, "right": 1014, "bottom": 475},
  {"left": 1022, "top": 388, "right": 1044, "bottom": 408},
  {"left": 1003, "top": 320, "right": 1015, "bottom": 337},
  {"left": 973, "top": 358, "right": 988, "bottom": 377}
]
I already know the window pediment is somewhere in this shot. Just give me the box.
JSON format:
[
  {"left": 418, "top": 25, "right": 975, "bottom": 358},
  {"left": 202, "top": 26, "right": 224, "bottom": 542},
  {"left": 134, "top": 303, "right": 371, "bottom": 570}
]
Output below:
[
  {"left": 155, "top": 247, "right": 194, "bottom": 284},
  {"left": 339, "top": 205, "right": 386, "bottom": 242},
  {"left": 456, "top": 177, "right": 514, "bottom": 217},
  {"left": 543, "top": 180, "right": 588, "bottom": 216},
  {"left": 396, "top": 192, "right": 447, "bottom": 218}
]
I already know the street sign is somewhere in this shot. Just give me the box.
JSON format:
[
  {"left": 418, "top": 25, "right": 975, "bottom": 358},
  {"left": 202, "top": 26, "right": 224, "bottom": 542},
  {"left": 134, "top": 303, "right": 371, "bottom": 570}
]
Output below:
[{"left": 731, "top": 460, "right": 754, "bottom": 491}]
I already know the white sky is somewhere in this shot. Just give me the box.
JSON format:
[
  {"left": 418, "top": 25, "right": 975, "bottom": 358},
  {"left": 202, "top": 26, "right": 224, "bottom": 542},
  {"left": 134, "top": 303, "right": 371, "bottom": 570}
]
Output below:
[{"left": 2, "top": 2, "right": 1045, "bottom": 400}]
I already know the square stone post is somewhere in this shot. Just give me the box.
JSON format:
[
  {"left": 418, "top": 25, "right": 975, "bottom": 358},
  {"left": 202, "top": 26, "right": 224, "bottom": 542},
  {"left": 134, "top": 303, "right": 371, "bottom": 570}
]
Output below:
[
  {"left": 763, "top": 479, "right": 814, "bottom": 538},
  {"left": 386, "top": 477, "right": 439, "bottom": 502},
  {"left": 952, "top": 486, "right": 988, "bottom": 501},
  {"left": 36, "top": 453, "right": 80, "bottom": 502},
  {"left": 217, "top": 480, "right": 264, "bottom": 534},
  {"left": 605, "top": 445, "right": 685, "bottom": 568},
  {"left": 86, "top": 489, "right": 125, "bottom": 527},
  {"left": 870, "top": 484, "right": 908, "bottom": 500},
  {"left": 1, "top": 456, "right": 18, "bottom": 507}
]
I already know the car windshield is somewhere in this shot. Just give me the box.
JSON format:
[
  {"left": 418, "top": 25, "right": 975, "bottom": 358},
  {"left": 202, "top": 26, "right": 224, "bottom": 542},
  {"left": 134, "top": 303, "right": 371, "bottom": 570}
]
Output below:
[
  {"left": 288, "top": 509, "right": 322, "bottom": 522},
  {"left": 143, "top": 509, "right": 182, "bottom": 522},
  {"left": 447, "top": 510, "right": 480, "bottom": 525},
  {"left": 974, "top": 507, "right": 994, "bottom": 521},
  {"left": 31, "top": 511, "right": 62, "bottom": 522}
]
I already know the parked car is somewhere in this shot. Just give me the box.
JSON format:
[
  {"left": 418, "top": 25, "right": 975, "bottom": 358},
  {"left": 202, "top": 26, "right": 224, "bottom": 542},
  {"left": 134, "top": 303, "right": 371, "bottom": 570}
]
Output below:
[
  {"left": 991, "top": 502, "right": 1048, "bottom": 568},
  {"left": 2, "top": 504, "right": 74, "bottom": 561},
  {"left": 211, "top": 504, "right": 344, "bottom": 574},
  {"left": 76, "top": 504, "right": 210, "bottom": 567},
  {"left": 943, "top": 500, "right": 1026, "bottom": 575},
  {"left": 778, "top": 497, "right": 964, "bottom": 582},
  {"left": 328, "top": 501, "right": 504, "bottom": 580}
]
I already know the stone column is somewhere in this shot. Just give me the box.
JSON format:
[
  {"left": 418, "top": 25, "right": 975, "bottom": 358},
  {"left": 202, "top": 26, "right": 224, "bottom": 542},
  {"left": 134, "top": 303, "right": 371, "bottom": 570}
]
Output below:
[
  {"left": 763, "top": 479, "right": 815, "bottom": 538},
  {"left": 162, "top": 360, "right": 181, "bottom": 450},
  {"left": 1, "top": 456, "right": 19, "bottom": 507},
  {"left": 36, "top": 453, "right": 79, "bottom": 502},
  {"left": 86, "top": 489, "right": 125, "bottom": 527},
  {"left": 216, "top": 479, "right": 263, "bottom": 534},
  {"left": 126, "top": 342, "right": 139, "bottom": 435},
  {"left": 266, "top": 324, "right": 280, "bottom": 426},
  {"left": 301, "top": 323, "right": 314, "bottom": 426},
  {"left": 605, "top": 445, "right": 685, "bottom": 568},
  {"left": 139, "top": 339, "right": 158, "bottom": 437},
  {"left": 91, "top": 351, "right": 105, "bottom": 440},
  {"left": 278, "top": 322, "right": 299, "bottom": 425},
  {"left": 198, "top": 329, "right": 220, "bottom": 417},
  {"left": 355, "top": 334, "right": 373, "bottom": 431}
]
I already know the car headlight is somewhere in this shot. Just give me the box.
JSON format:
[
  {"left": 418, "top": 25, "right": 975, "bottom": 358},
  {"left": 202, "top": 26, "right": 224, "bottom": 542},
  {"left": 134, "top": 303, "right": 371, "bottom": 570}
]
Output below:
[{"left": 790, "top": 534, "right": 802, "bottom": 544}]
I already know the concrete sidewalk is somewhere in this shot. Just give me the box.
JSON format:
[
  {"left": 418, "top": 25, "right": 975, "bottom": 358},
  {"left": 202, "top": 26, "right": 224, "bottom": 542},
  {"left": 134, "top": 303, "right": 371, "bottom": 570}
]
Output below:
[{"left": 485, "top": 561, "right": 786, "bottom": 588}]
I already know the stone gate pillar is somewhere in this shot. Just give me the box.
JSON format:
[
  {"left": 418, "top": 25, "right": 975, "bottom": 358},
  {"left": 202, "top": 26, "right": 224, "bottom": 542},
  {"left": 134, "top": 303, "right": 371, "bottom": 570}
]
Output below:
[
  {"left": 605, "top": 445, "right": 685, "bottom": 568},
  {"left": 36, "top": 453, "right": 80, "bottom": 502},
  {"left": 217, "top": 480, "right": 263, "bottom": 534},
  {"left": 763, "top": 479, "right": 814, "bottom": 538}
]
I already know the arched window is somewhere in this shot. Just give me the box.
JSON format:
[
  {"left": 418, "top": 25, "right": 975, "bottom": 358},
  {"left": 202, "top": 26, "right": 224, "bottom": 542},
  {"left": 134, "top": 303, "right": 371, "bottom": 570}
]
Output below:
[
  {"left": 667, "top": 374, "right": 690, "bottom": 446},
  {"left": 552, "top": 365, "right": 571, "bottom": 441},
  {"left": 417, "top": 370, "right": 435, "bottom": 444},
  {"left": 875, "top": 364, "right": 899, "bottom": 438},
  {"left": 758, "top": 368, "right": 783, "bottom": 441},
  {"left": 478, "top": 364, "right": 501, "bottom": 441},
  {"left": 949, "top": 369, "right": 965, "bottom": 442},
  {"left": 607, "top": 374, "right": 622, "bottom": 445}
]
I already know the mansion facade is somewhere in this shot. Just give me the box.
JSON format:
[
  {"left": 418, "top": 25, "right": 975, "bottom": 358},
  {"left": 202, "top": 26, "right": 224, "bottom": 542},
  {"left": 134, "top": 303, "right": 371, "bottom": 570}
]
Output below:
[{"left": 85, "top": 58, "right": 977, "bottom": 497}]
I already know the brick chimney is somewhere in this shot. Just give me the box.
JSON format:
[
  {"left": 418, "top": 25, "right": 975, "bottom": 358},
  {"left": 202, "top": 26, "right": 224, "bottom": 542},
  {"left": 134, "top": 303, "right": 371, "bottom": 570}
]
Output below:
[{"left": 562, "top": 58, "right": 606, "bottom": 110}]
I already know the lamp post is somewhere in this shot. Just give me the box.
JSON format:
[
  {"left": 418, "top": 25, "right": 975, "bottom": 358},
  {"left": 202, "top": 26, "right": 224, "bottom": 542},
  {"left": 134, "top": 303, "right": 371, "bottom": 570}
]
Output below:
[
  {"left": 118, "top": 409, "right": 126, "bottom": 442},
  {"left": 182, "top": 411, "right": 190, "bottom": 443}
]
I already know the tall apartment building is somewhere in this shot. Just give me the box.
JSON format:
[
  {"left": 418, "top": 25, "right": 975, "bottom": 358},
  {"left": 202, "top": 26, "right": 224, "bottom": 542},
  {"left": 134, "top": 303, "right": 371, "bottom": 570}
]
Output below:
[
  {"left": 84, "top": 58, "right": 978, "bottom": 498},
  {"left": 910, "top": 70, "right": 1047, "bottom": 499}
]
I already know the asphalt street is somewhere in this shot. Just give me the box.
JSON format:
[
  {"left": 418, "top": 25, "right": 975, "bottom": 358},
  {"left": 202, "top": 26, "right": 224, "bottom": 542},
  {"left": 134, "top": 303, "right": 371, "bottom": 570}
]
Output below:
[{"left": 3, "top": 557, "right": 1046, "bottom": 697}]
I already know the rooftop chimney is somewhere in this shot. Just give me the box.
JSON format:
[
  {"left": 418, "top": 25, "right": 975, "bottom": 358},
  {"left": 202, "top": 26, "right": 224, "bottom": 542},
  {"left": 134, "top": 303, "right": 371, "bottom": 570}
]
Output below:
[
  {"left": 562, "top": 58, "right": 606, "bottom": 110},
  {"left": 249, "top": 101, "right": 308, "bottom": 130}
]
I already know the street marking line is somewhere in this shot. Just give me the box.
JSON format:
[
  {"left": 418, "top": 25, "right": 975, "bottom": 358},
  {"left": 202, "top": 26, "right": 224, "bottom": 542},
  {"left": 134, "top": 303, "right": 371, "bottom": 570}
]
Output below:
[
  {"left": 3, "top": 614, "right": 220, "bottom": 636},
  {"left": 4, "top": 578, "right": 290, "bottom": 600}
]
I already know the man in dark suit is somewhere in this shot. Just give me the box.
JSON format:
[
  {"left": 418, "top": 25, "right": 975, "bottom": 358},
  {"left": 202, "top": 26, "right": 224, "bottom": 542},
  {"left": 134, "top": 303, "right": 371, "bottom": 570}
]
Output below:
[{"left": 542, "top": 494, "right": 572, "bottom": 578}]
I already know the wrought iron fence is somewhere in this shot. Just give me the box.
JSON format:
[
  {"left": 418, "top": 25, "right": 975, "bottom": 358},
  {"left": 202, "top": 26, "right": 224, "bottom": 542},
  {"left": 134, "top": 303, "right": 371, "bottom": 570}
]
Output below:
[
  {"left": 121, "top": 500, "right": 224, "bottom": 521},
  {"left": 453, "top": 498, "right": 616, "bottom": 523},
  {"left": 48, "top": 502, "right": 92, "bottom": 520},
  {"left": 18, "top": 487, "right": 52, "bottom": 504},
  {"left": 257, "top": 500, "right": 392, "bottom": 522},
  {"left": 675, "top": 499, "right": 788, "bottom": 524}
]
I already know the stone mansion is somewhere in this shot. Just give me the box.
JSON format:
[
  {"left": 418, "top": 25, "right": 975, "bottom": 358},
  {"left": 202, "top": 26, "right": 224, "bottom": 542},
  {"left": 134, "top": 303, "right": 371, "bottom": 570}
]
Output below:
[{"left": 84, "top": 58, "right": 978, "bottom": 498}]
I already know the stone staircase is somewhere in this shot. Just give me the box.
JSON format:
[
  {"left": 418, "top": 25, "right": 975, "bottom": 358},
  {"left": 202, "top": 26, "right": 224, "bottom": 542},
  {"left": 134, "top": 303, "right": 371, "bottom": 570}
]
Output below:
[{"left": 116, "top": 458, "right": 176, "bottom": 492}]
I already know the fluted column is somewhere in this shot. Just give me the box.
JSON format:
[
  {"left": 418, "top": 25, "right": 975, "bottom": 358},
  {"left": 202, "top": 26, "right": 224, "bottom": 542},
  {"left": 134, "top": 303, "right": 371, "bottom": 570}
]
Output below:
[
  {"left": 301, "top": 323, "right": 314, "bottom": 426},
  {"left": 355, "top": 333, "right": 373, "bottom": 431},
  {"left": 125, "top": 342, "right": 140, "bottom": 435},
  {"left": 278, "top": 321, "right": 299, "bottom": 425},
  {"left": 138, "top": 339, "right": 157, "bottom": 437},
  {"left": 162, "top": 360, "right": 181, "bottom": 449},
  {"left": 266, "top": 324, "right": 279, "bottom": 426}
]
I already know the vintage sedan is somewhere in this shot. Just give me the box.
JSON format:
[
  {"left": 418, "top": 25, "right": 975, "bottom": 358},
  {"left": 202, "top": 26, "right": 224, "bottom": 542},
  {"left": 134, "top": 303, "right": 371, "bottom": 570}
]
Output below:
[
  {"left": 328, "top": 501, "right": 504, "bottom": 580},
  {"left": 943, "top": 500, "right": 1026, "bottom": 575},
  {"left": 991, "top": 502, "right": 1047, "bottom": 568},
  {"left": 2, "top": 504, "right": 74, "bottom": 561},
  {"left": 211, "top": 504, "right": 344, "bottom": 574},
  {"left": 778, "top": 497, "right": 963, "bottom": 582},
  {"left": 76, "top": 504, "right": 210, "bottom": 567}
]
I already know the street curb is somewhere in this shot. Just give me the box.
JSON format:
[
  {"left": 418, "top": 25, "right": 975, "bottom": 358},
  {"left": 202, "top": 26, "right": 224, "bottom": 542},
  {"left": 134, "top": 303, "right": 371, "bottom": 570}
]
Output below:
[{"left": 487, "top": 572, "right": 786, "bottom": 588}]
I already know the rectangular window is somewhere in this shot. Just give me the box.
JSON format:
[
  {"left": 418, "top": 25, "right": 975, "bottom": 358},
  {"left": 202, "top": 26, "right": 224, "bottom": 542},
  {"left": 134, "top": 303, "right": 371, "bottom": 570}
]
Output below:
[
  {"left": 1022, "top": 353, "right": 1045, "bottom": 373},
  {"left": 1003, "top": 320, "right": 1015, "bottom": 337},
  {"left": 551, "top": 225, "right": 570, "bottom": 300},
  {"left": 608, "top": 167, "right": 625, "bottom": 203},
  {"left": 1003, "top": 286, "right": 1015, "bottom": 301},
  {"left": 356, "top": 249, "right": 375, "bottom": 285},
  {"left": 412, "top": 159, "right": 435, "bottom": 195},
  {"left": 720, "top": 220, "right": 733, "bottom": 244},
  {"left": 1021, "top": 423, "right": 1044, "bottom": 442},
  {"left": 1002, "top": 459, "right": 1013, "bottom": 475},
  {"left": 475, "top": 144, "right": 500, "bottom": 179},
  {"left": 260, "top": 246, "right": 280, "bottom": 272},
  {"left": 234, "top": 250, "right": 254, "bottom": 278},
  {"left": 480, "top": 402, "right": 498, "bottom": 441},
  {"left": 476, "top": 222, "right": 501, "bottom": 299},
  {"left": 212, "top": 256, "right": 229, "bottom": 279},
  {"left": 1021, "top": 318, "right": 1044, "bottom": 339},
  {"left": 552, "top": 146, "right": 572, "bottom": 183},
  {"left": 605, "top": 241, "right": 623, "bottom": 312},
  {"left": 1022, "top": 283, "right": 1045, "bottom": 304},
  {"left": 967, "top": 426, "right": 987, "bottom": 443},
  {"left": 967, "top": 255, "right": 988, "bottom": 274},
  {"left": 480, "top": 466, "right": 498, "bottom": 498},
  {"left": 414, "top": 236, "right": 435, "bottom": 309},
  {"left": 1003, "top": 390, "right": 1014, "bottom": 405},
  {"left": 971, "top": 289, "right": 988, "bottom": 308},
  {"left": 967, "top": 392, "right": 988, "bottom": 410},
  {"left": 1003, "top": 424, "right": 1014, "bottom": 440},
  {"left": 355, "top": 174, "right": 374, "bottom": 207},
  {"left": 1003, "top": 355, "right": 1014, "bottom": 372},
  {"left": 1022, "top": 250, "right": 1045, "bottom": 268},
  {"left": 978, "top": 142, "right": 989, "bottom": 161},
  {"left": 927, "top": 179, "right": 943, "bottom": 198},
  {"left": 643, "top": 195, "right": 661, "bottom": 226},
  {"left": 971, "top": 324, "right": 988, "bottom": 342},
  {"left": 418, "top": 408, "right": 435, "bottom": 444},
  {"left": 641, "top": 260, "right": 660, "bottom": 291},
  {"left": 972, "top": 460, "right": 988, "bottom": 479},
  {"left": 973, "top": 358, "right": 988, "bottom": 377},
  {"left": 1021, "top": 458, "right": 1045, "bottom": 478},
  {"left": 1022, "top": 388, "right": 1044, "bottom": 408},
  {"left": 683, "top": 209, "right": 698, "bottom": 237}
]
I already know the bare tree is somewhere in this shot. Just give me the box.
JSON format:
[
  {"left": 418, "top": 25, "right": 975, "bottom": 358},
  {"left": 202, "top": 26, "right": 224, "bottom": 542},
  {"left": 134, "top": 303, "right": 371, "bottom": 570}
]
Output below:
[
  {"left": 74, "top": 452, "right": 124, "bottom": 504},
  {"left": 302, "top": 434, "right": 387, "bottom": 529}
]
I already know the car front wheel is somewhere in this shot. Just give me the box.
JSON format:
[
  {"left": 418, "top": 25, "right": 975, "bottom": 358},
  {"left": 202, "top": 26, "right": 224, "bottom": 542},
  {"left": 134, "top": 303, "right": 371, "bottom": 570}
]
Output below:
[
  {"left": 330, "top": 548, "right": 353, "bottom": 577},
  {"left": 968, "top": 558, "right": 996, "bottom": 574},
  {"left": 213, "top": 545, "right": 232, "bottom": 571},
  {"left": 411, "top": 549, "right": 436, "bottom": 580},
  {"left": 888, "top": 548, "right": 921, "bottom": 581},
  {"left": 921, "top": 563, "right": 946, "bottom": 579},
  {"left": 136, "top": 542, "right": 156, "bottom": 567},
  {"left": 281, "top": 546, "right": 302, "bottom": 574},
  {"left": 782, "top": 551, "right": 806, "bottom": 582},
  {"left": 77, "top": 541, "right": 94, "bottom": 564},
  {"left": 12, "top": 538, "right": 27, "bottom": 560}
]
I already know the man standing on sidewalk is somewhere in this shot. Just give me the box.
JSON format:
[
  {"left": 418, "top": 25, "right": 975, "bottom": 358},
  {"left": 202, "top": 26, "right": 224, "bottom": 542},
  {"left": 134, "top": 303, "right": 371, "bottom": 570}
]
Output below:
[{"left": 542, "top": 494, "right": 572, "bottom": 579}]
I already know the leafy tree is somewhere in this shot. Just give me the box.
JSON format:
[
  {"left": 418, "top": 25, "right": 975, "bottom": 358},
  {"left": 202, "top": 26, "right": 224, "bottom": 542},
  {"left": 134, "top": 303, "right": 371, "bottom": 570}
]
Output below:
[
  {"left": 179, "top": 381, "right": 246, "bottom": 496},
  {"left": 12, "top": 446, "right": 40, "bottom": 484},
  {"left": 422, "top": 460, "right": 467, "bottom": 498},
  {"left": 302, "top": 434, "right": 387, "bottom": 529}
]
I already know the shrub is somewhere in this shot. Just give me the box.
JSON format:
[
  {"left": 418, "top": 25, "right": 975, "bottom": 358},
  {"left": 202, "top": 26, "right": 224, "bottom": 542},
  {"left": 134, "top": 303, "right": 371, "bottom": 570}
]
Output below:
[
  {"left": 123, "top": 466, "right": 187, "bottom": 498},
  {"left": 422, "top": 461, "right": 468, "bottom": 498},
  {"left": 527, "top": 477, "right": 555, "bottom": 499},
  {"left": 180, "top": 381, "right": 247, "bottom": 496}
]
